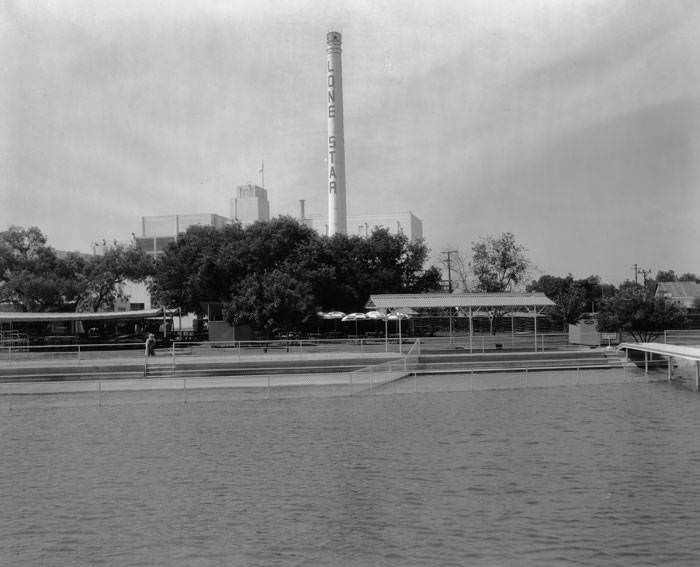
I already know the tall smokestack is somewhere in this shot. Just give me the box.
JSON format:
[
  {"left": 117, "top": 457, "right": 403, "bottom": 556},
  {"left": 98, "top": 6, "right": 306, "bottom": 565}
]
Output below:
[{"left": 326, "top": 31, "right": 347, "bottom": 235}]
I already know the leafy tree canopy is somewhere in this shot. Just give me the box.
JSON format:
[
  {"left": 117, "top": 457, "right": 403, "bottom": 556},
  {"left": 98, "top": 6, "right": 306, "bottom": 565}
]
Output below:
[
  {"left": 148, "top": 218, "right": 442, "bottom": 333},
  {"left": 78, "top": 243, "right": 153, "bottom": 312},
  {"left": 527, "top": 274, "right": 587, "bottom": 327},
  {"left": 0, "top": 226, "right": 84, "bottom": 311},
  {"left": 597, "top": 287, "right": 687, "bottom": 343},
  {"left": 470, "top": 232, "right": 529, "bottom": 292}
]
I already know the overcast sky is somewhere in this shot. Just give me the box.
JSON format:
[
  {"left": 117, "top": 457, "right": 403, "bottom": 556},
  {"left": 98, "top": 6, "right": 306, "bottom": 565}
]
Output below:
[{"left": 2, "top": 0, "right": 699, "bottom": 285}]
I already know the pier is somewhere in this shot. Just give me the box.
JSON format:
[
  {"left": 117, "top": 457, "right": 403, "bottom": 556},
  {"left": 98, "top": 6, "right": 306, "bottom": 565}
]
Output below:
[{"left": 619, "top": 342, "right": 700, "bottom": 387}]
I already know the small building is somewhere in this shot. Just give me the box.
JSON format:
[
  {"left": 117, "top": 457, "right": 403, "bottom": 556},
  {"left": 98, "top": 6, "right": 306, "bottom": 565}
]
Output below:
[
  {"left": 568, "top": 316, "right": 602, "bottom": 347},
  {"left": 655, "top": 281, "right": 700, "bottom": 309}
]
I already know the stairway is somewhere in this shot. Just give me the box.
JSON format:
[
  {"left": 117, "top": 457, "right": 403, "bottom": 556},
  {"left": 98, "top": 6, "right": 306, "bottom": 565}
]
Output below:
[{"left": 415, "top": 349, "right": 624, "bottom": 375}]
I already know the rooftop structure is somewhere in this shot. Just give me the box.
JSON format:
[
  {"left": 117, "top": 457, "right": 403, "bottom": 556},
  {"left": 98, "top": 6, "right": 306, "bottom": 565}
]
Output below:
[
  {"left": 135, "top": 213, "right": 229, "bottom": 256},
  {"left": 349, "top": 211, "right": 423, "bottom": 241},
  {"left": 231, "top": 184, "right": 270, "bottom": 227},
  {"left": 300, "top": 208, "right": 424, "bottom": 242}
]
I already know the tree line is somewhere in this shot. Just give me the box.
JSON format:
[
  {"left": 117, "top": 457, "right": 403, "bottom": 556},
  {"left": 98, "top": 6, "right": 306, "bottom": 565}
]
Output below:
[
  {"left": 1, "top": 223, "right": 693, "bottom": 341},
  {"left": 0, "top": 220, "right": 442, "bottom": 337},
  {"left": 445, "top": 234, "right": 693, "bottom": 342},
  {"left": 150, "top": 217, "right": 442, "bottom": 337}
]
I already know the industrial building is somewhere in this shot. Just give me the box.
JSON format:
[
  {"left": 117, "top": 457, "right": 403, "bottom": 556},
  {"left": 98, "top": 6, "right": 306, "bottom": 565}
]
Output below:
[
  {"left": 300, "top": 209, "right": 424, "bottom": 242},
  {"left": 231, "top": 184, "right": 270, "bottom": 227},
  {"left": 134, "top": 213, "right": 229, "bottom": 257}
]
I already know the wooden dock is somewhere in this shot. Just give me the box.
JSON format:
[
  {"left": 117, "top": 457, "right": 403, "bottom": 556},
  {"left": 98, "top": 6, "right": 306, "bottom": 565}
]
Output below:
[{"left": 619, "top": 342, "right": 700, "bottom": 386}]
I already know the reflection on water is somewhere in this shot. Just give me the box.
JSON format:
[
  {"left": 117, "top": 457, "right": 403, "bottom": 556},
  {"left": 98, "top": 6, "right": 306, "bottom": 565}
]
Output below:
[{"left": 3, "top": 371, "right": 700, "bottom": 566}]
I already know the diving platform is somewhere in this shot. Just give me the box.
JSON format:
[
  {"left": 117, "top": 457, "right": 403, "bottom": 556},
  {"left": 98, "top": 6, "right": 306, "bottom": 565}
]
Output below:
[{"left": 619, "top": 342, "right": 700, "bottom": 386}]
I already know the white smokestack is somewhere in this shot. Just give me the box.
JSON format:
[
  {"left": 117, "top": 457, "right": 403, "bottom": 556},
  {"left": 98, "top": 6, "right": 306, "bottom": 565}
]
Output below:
[{"left": 326, "top": 31, "right": 347, "bottom": 235}]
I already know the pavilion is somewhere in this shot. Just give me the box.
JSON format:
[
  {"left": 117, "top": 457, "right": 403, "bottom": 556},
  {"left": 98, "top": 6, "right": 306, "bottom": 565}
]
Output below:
[{"left": 367, "top": 292, "right": 555, "bottom": 352}]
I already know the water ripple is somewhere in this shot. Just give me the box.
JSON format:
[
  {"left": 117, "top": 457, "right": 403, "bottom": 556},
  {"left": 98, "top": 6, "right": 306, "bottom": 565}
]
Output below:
[{"left": 4, "top": 380, "right": 700, "bottom": 565}]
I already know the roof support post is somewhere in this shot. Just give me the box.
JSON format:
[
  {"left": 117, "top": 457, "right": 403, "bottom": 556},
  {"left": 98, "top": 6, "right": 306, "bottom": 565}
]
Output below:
[
  {"left": 668, "top": 357, "right": 672, "bottom": 381},
  {"left": 695, "top": 361, "right": 699, "bottom": 390},
  {"left": 533, "top": 305, "right": 538, "bottom": 352},
  {"left": 384, "top": 316, "right": 388, "bottom": 353},
  {"left": 449, "top": 307, "right": 454, "bottom": 346},
  {"left": 644, "top": 351, "right": 648, "bottom": 375},
  {"left": 468, "top": 307, "right": 473, "bottom": 354},
  {"left": 398, "top": 314, "right": 402, "bottom": 354}
]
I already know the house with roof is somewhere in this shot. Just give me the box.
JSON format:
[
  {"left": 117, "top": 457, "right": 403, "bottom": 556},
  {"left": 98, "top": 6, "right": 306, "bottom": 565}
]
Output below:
[{"left": 655, "top": 281, "right": 700, "bottom": 309}]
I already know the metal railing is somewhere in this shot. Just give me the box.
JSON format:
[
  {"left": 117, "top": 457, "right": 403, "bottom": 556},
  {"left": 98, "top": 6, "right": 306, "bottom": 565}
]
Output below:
[
  {"left": 1, "top": 341, "right": 146, "bottom": 362},
  {"left": 418, "top": 333, "right": 570, "bottom": 352},
  {"left": 409, "top": 355, "right": 624, "bottom": 375},
  {"left": 1, "top": 332, "right": 574, "bottom": 364},
  {"left": 663, "top": 330, "right": 700, "bottom": 346},
  {"left": 344, "top": 338, "right": 422, "bottom": 394}
]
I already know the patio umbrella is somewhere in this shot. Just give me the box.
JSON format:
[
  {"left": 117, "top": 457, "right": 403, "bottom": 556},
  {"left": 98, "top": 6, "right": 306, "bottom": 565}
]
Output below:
[
  {"left": 318, "top": 311, "right": 346, "bottom": 333},
  {"left": 325, "top": 311, "right": 346, "bottom": 319},
  {"left": 365, "top": 310, "right": 387, "bottom": 320},
  {"left": 387, "top": 311, "right": 410, "bottom": 320},
  {"left": 341, "top": 312, "right": 367, "bottom": 321},
  {"left": 342, "top": 312, "right": 367, "bottom": 335}
]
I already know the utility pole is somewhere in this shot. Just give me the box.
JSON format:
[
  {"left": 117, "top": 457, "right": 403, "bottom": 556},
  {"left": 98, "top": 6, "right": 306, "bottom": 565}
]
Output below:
[
  {"left": 634, "top": 264, "right": 651, "bottom": 288},
  {"left": 442, "top": 250, "right": 458, "bottom": 293}
]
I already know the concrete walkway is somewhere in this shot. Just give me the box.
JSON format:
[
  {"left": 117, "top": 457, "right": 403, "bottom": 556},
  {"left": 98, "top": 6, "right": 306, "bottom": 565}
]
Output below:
[{"left": 0, "top": 350, "right": 404, "bottom": 385}]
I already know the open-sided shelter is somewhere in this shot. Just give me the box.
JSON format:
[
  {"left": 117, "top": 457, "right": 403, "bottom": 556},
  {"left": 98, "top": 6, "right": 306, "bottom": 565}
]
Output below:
[{"left": 367, "top": 293, "right": 555, "bottom": 351}]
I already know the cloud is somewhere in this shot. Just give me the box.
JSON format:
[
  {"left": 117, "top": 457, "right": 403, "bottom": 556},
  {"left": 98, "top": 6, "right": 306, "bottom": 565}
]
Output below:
[{"left": 3, "top": 0, "right": 700, "bottom": 283}]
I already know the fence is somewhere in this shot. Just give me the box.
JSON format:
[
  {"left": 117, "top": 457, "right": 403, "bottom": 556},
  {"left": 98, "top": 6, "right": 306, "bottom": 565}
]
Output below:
[
  {"left": 0, "top": 339, "right": 424, "bottom": 408},
  {"left": 0, "top": 336, "right": 424, "bottom": 364},
  {"left": 343, "top": 338, "right": 422, "bottom": 394},
  {"left": 419, "top": 333, "right": 569, "bottom": 352},
  {"left": 0, "top": 331, "right": 576, "bottom": 364},
  {"left": 0, "top": 330, "right": 29, "bottom": 350},
  {"left": 0, "top": 341, "right": 146, "bottom": 362},
  {"left": 409, "top": 354, "right": 623, "bottom": 375},
  {"left": 663, "top": 330, "right": 700, "bottom": 346}
]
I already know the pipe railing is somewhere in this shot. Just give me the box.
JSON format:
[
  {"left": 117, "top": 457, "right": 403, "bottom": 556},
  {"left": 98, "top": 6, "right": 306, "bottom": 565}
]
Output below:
[{"left": 1, "top": 332, "right": 572, "bottom": 364}]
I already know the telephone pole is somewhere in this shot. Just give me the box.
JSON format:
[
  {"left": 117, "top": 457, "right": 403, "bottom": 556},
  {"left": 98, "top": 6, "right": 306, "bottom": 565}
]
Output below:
[
  {"left": 442, "top": 250, "right": 458, "bottom": 293},
  {"left": 634, "top": 264, "right": 651, "bottom": 287}
]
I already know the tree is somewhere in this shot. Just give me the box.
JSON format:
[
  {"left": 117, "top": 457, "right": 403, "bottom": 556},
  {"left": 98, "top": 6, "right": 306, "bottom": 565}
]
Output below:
[
  {"left": 527, "top": 274, "right": 588, "bottom": 328},
  {"left": 312, "top": 228, "right": 442, "bottom": 312},
  {"left": 440, "top": 249, "right": 475, "bottom": 292},
  {"left": 227, "top": 269, "right": 316, "bottom": 338},
  {"left": 77, "top": 244, "right": 153, "bottom": 312},
  {"left": 0, "top": 226, "right": 84, "bottom": 311},
  {"left": 655, "top": 270, "right": 677, "bottom": 282},
  {"left": 470, "top": 232, "right": 529, "bottom": 292},
  {"left": 237, "top": 216, "right": 318, "bottom": 274},
  {"left": 654, "top": 270, "right": 699, "bottom": 283},
  {"left": 597, "top": 287, "right": 687, "bottom": 343},
  {"left": 150, "top": 218, "right": 442, "bottom": 333},
  {"left": 150, "top": 224, "right": 244, "bottom": 313}
]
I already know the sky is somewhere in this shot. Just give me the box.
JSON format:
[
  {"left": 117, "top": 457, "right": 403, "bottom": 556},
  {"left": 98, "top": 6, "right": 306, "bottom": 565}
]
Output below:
[{"left": 2, "top": 0, "right": 700, "bottom": 286}]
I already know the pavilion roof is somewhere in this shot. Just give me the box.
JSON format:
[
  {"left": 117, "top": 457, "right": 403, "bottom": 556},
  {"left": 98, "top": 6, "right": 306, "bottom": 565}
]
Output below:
[
  {"left": 367, "top": 293, "right": 554, "bottom": 310},
  {"left": 0, "top": 308, "right": 171, "bottom": 323}
]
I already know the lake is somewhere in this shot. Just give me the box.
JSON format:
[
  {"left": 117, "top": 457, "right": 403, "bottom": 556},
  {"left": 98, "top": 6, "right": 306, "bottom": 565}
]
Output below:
[{"left": 3, "top": 369, "right": 700, "bottom": 566}]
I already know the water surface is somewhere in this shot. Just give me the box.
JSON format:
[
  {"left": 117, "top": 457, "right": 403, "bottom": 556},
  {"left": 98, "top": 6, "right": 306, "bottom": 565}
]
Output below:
[{"left": 3, "top": 372, "right": 700, "bottom": 566}]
